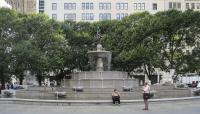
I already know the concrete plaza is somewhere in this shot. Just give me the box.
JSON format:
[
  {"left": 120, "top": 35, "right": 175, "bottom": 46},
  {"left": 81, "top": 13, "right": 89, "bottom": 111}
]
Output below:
[{"left": 0, "top": 99, "right": 199, "bottom": 114}]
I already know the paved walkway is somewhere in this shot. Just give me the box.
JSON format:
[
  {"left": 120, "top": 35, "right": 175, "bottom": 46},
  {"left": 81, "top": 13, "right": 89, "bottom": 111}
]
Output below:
[{"left": 0, "top": 99, "right": 200, "bottom": 114}]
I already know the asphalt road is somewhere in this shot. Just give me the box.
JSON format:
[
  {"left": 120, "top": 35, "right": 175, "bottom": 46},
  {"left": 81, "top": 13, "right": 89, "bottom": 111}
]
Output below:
[{"left": 0, "top": 100, "right": 200, "bottom": 114}]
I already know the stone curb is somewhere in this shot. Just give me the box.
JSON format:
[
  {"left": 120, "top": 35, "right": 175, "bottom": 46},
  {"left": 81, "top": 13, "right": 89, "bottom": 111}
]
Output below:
[{"left": 0, "top": 96, "right": 200, "bottom": 105}]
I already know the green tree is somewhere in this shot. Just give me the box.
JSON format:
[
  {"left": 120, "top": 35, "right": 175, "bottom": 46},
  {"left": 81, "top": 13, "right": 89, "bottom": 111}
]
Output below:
[
  {"left": 20, "top": 14, "right": 68, "bottom": 86},
  {"left": 155, "top": 10, "right": 200, "bottom": 71},
  {"left": 0, "top": 8, "right": 19, "bottom": 88},
  {"left": 63, "top": 21, "right": 94, "bottom": 71}
]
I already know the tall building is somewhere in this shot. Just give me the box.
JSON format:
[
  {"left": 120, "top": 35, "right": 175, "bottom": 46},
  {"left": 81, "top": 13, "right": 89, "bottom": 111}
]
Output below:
[
  {"left": 5, "top": 0, "right": 36, "bottom": 14},
  {"left": 36, "top": 0, "right": 200, "bottom": 22},
  {"left": 36, "top": 0, "right": 44, "bottom": 13}
]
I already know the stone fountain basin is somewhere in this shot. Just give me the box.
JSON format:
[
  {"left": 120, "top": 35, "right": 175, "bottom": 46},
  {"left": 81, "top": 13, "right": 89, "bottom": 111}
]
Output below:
[
  {"left": 65, "top": 79, "right": 138, "bottom": 89},
  {"left": 72, "top": 71, "right": 129, "bottom": 79}
]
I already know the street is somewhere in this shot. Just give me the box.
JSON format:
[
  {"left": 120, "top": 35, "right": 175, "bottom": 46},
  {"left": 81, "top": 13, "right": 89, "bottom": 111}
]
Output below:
[{"left": 0, "top": 99, "right": 199, "bottom": 114}]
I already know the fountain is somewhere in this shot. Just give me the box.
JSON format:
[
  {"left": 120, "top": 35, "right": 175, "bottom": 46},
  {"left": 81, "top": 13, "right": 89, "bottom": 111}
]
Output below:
[
  {"left": 67, "top": 44, "right": 139, "bottom": 89},
  {"left": 64, "top": 29, "right": 139, "bottom": 95},
  {"left": 12, "top": 30, "right": 193, "bottom": 101}
]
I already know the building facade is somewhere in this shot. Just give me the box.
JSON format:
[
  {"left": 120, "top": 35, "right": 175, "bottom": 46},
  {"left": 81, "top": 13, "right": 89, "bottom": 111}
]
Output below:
[
  {"left": 36, "top": 0, "right": 200, "bottom": 22},
  {"left": 5, "top": 0, "right": 36, "bottom": 14}
]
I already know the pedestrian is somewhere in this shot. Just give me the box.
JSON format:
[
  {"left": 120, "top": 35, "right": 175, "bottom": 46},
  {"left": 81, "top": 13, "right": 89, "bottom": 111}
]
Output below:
[
  {"left": 111, "top": 89, "right": 120, "bottom": 104},
  {"left": 142, "top": 82, "right": 150, "bottom": 110},
  {"left": 7, "top": 83, "right": 10, "bottom": 90},
  {"left": 0, "top": 83, "right": 2, "bottom": 94}
]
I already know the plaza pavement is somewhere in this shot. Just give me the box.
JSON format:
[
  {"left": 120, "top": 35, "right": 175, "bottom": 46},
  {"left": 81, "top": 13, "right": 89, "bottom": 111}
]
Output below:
[{"left": 0, "top": 99, "right": 200, "bottom": 114}]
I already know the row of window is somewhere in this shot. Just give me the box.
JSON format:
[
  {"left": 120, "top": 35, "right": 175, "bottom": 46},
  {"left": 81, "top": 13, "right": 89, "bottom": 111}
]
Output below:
[
  {"left": 52, "top": 13, "right": 128, "bottom": 21},
  {"left": 186, "top": 3, "right": 200, "bottom": 9},
  {"left": 52, "top": 2, "right": 128, "bottom": 10},
  {"left": 39, "top": 0, "right": 44, "bottom": 13},
  {"left": 169, "top": 2, "right": 200, "bottom": 10},
  {"left": 51, "top": 2, "right": 200, "bottom": 11}
]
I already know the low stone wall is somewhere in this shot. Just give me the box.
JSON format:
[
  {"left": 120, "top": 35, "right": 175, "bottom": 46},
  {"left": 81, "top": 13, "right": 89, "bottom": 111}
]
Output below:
[
  {"left": 1, "top": 96, "right": 200, "bottom": 106},
  {"left": 14, "top": 86, "right": 192, "bottom": 100}
]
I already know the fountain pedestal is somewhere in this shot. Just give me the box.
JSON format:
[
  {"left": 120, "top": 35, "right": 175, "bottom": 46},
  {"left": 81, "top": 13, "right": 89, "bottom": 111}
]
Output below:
[{"left": 96, "top": 58, "right": 103, "bottom": 71}]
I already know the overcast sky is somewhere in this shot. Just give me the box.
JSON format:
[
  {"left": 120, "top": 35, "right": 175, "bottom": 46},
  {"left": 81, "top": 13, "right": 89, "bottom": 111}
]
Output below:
[{"left": 0, "top": 0, "right": 11, "bottom": 8}]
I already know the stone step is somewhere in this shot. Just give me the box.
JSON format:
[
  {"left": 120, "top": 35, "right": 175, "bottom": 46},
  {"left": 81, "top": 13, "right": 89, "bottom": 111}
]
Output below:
[
  {"left": 26, "top": 85, "right": 175, "bottom": 93},
  {"left": 15, "top": 88, "right": 192, "bottom": 100}
]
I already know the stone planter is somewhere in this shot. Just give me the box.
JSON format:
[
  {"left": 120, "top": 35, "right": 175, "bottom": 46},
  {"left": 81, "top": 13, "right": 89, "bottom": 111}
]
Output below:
[
  {"left": 2, "top": 90, "right": 15, "bottom": 97},
  {"left": 54, "top": 91, "right": 66, "bottom": 98},
  {"left": 193, "top": 88, "right": 200, "bottom": 96}
]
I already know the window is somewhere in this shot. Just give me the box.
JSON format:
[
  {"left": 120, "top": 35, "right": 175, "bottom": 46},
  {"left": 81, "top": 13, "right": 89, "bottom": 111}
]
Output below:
[
  {"left": 99, "top": 3, "right": 103, "bottom": 9},
  {"left": 186, "top": 3, "right": 190, "bottom": 9},
  {"left": 116, "top": 13, "right": 128, "bottom": 20},
  {"left": 52, "top": 3, "right": 57, "bottom": 10},
  {"left": 124, "top": 3, "right": 128, "bottom": 10},
  {"left": 152, "top": 3, "right": 157, "bottom": 10},
  {"left": 82, "top": 2, "right": 93, "bottom": 10},
  {"left": 138, "top": 3, "right": 141, "bottom": 10},
  {"left": 133, "top": 3, "right": 145, "bottom": 10},
  {"left": 82, "top": 3, "right": 85, "bottom": 10},
  {"left": 86, "top": 3, "right": 90, "bottom": 9},
  {"left": 99, "top": 3, "right": 111, "bottom": 10},
  {"left": 169, "top": 2, "right": 172, "bottom": 8},
  {"left": 116, "top": 3, "right": 120, "bottom": 10},
  {"left": 52, "top": 14, "right": 57, "bottom": 20},
  {"left": 64, "top": 3, "right": 76, "bottom": 10},
  {"left": 82, "top": 13, "right": 94, "bottom": 20},
  {"left": 90, "top": 3, "right": 94, "bottom": 9},
  {"left": 133, "top": 3, "right": 137, "bottom": 10},
  {"left": 116, "top": 3, "right": 128, "bottom": 10},
  {"left": 116, "top": 13, "right": 120, "bottom": 20},
  {"left": 99, "top": 13, "right": 111, "bottom": 21},
  {"left": 64, "top": 13, "right": 76, "bottom": 21},
  {"left": 169, "top": 2, "right": 181, "bottom": 9},
  {"left": 173, "top": 2, "right": 177, "bottom": 9},
  {"left": 177, "top": 3, "right": 181, "bottom": 9},
  {"left": 191, "top": 3, "right": 195, "bottom": 9},
  {"left": 197, "top": 3, "right": 200, "bottom": 9}
]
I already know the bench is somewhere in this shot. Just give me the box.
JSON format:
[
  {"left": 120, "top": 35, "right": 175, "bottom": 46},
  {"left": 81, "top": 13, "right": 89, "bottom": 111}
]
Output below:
[
  {"left": 54, "top": 91, "right": 66, "bottom": 98},
  {"left": 73, "top": 86, "right": 83, "bottom": 92},
  {"left": 122, "top": 86, "right": 133, "bottom": 91}
]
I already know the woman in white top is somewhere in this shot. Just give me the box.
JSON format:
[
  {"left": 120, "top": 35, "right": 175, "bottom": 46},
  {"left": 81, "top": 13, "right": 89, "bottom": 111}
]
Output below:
[
  {"left": 112, "top": 89, "right": 120, "bottom": 104},
  {"left": 142, "top": 82, "right": 150, "bottom": 110}
]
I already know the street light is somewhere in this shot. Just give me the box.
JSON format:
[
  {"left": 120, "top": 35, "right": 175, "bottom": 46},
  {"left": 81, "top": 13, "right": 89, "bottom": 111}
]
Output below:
[{"left": 155, "top": 68, "right": 160, "bottom": 84}]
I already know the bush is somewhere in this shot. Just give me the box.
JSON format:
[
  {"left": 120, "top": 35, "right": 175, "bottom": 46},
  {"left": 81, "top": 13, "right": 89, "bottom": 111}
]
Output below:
[
  {"left": 3, "top": 91, "right": 13, "bottom": 97},
  {"left": 193, "top": 89, "right": 200, "bottom": 96}
]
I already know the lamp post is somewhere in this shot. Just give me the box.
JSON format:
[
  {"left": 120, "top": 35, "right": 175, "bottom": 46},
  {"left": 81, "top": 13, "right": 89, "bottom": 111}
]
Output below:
[{"left": 155, "top": 68, "right": 160, "bottom": 84}]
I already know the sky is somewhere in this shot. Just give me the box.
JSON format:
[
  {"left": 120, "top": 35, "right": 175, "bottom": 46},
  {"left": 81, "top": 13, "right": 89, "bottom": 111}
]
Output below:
[{"left": 0, "top": 0, "right": 12, "bottom": 8}]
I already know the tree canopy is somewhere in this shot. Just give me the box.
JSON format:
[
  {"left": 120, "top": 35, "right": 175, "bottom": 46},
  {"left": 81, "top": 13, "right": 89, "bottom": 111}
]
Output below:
[{"left": 0, "top": 8, "right": 199, "bottom": 86}]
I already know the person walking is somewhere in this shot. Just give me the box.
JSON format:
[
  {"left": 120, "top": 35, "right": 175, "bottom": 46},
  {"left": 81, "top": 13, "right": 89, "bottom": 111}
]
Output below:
[
  {"left": 142, "top": 82, "right": 150, "bottom": 110},
  {"left": 112, "top": 89, "right": 120, "bottom": 104}
]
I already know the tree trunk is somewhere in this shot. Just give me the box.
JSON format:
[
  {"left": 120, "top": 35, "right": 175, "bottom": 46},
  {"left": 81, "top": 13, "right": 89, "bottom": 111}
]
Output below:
[
  {"left": 19, "top": 77, "right": 23, "bottom": 85},
  {"left": 0, "top": 71, "right": 5, "bottom": 89},
  {"left": 55, "top": 69, "right": 65, "bottom": 87},
  {"left": 36, "top": 73, "right": 43, "bottom": 86}
]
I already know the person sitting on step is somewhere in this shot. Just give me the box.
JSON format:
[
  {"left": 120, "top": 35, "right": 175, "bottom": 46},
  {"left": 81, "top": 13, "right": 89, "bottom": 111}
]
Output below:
[{"left": 112, "top": 89, "right": 121, "bottom": 104}]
